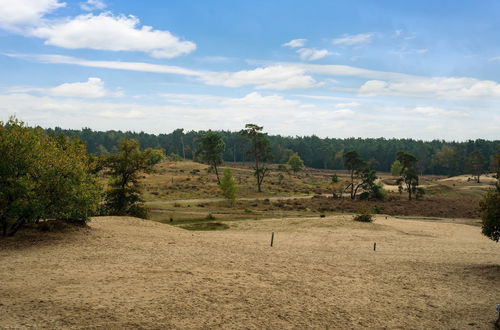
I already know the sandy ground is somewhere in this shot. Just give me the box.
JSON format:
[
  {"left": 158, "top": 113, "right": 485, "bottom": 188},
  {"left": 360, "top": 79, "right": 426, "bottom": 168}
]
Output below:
[{"left": 1, "top": 216, "right": 499, "bottom": 329}]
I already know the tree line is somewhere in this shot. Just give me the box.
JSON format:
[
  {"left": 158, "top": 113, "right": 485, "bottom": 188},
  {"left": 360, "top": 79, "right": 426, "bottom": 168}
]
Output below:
[{"left": 45, "top": 126, "right": 500, "bottom": 177}]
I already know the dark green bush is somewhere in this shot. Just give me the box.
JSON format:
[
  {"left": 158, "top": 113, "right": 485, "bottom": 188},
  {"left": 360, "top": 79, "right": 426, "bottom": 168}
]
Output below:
[{"left": 353, "top": 212, "right": 374, "bottom": 223}]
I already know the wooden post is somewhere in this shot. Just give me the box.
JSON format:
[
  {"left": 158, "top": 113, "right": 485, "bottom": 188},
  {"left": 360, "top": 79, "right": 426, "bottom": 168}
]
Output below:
[
  {"left": 271, "top": 232, "right": 274, "bottom": 247},
  {"left": 373, "top": 242, "right": 376, "bottom": 251}
]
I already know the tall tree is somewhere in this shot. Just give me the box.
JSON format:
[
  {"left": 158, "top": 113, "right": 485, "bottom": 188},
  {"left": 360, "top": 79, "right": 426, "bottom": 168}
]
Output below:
[
  {"left": 396, "top": 151, "right": 419, "bottom": 200},
  {"left": 467, "top": 150, "right": 484, "bottom": 183},
  {"left": 103, "top": 139, "right": 164, "bottom": 218},
  {"left": 240, "top": 124, "right": 272, "bottom": 192},
  {"left": 343, "top": 150, "right": 366, "bottom": 199},
  {"left": 196, "top": 130, "right": 225, "bottom": 183}
]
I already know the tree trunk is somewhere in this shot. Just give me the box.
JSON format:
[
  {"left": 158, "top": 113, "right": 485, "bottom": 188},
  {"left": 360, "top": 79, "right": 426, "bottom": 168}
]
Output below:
[
  {"left": 8, "top": 219, "right": 25, "bottom": 237},
  {"left": 214, "top": 163, "right": 220, "bottom": 184}
]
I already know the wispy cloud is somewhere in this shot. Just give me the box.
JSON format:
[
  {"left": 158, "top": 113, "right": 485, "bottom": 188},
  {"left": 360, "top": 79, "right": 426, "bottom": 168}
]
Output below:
[
  {"left": 80, "top": 0, "right": 107, "bottom": 11},
  {"left": 296, "top": 48, "right": 329, "bottom": 61},
  {"left": 332, "top": 33, "right": 374, "bottom": 47},
  {"left": 283, "top": 38, "right": 307, "bottom": 48}
]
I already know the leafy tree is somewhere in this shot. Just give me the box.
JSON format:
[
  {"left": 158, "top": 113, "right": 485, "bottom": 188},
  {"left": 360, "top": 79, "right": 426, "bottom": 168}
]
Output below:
[
  {"left": 240, "top": 124, "right": 272, "bottom": 192},
  {"left": 359, "top": 168, "right": 385, "bottom": 200},
  {"left": 197, "top": 130, "right": 225, "bottom": 183},
  {"left": 102, "top": 139, "right": 164, "bottom": 218},
  {"left": 0, "top": 118, "right": 102, "bottom": 236},
  {"left": 396, "top": 151, "right": 419, "bottom": 200},
  {"left": 467, "top": 151, "right": 484, "bottom": 183},
  {"left": 390, "top": 160, "right": 403, "bottom": 177},
  {"left": 480, "top": 188, "right": 500, "bottom": 242},
  {"left": 288, "top": 152, "right": 305, "bottom": 173},
  {"left": 432, "top": 145, "right": 460, "bottom": 176},
  {"left": 343, "top": 150, "right": 366, "bottom": 199},
  {"left": 219, "top": 169, "right": 237, "bottom": 205}
]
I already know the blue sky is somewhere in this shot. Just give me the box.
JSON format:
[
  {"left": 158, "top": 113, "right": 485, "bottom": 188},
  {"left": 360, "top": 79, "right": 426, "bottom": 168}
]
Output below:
[{"left": 0, "top": 0, "right": 499, "bottom": 140}]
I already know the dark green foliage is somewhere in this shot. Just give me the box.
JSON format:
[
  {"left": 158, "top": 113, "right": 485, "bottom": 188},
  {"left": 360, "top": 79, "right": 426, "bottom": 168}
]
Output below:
[
  {"left": 353, "top": 211, "right": 374, "bottom": 222},
  {"left": 102, "top": 139, "right": 164, "bottom": 218},
  {"left": 46, "top": 127, "right": 499, "bottom": 176},
  {"left": 343, "top": 150, "right": 367, "bottom": 199},
  {"left": 480, "top": 156, "right": 500, "bottom": 242},
  {"left": 0, "top": 118, "right": 102, "bottom": 236},
  {"left": 396, "top": 151, "right": 420, "bottom": 200},
  {"left": 479, "top": 187, "right": 500, "bottom": 242},
  {"left": 240, "top": 124, "right": 272, "bottom": 192},
  {"left": 196, "top": 130, "right": 225, "bottom": 183}
]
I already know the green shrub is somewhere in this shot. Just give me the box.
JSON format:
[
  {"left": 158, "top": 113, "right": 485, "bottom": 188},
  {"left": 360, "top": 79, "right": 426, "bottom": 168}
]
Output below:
[
  {"left": 479, "top": 187, "right": 500, "bottom": 242},
  {"left": 219, "top": 169, "right": 237, "bottom": 205},
  {"left": 353, "top": 211, "right": 374, "bottom": 223}
]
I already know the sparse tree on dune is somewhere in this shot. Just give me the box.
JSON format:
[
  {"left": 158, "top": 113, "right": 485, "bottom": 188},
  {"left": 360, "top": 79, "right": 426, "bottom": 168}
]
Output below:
[
  {"left": 196, "top": 130, "right": 225, "bottom": 184},
  {"left": 343, "top": 150, "right": 366, "bottom": 200},
  {"left": 102, "top": 139, "right": 164, "bottom": 218},
  {"left": 240, "top": 124, "right": 272, "bottom": 193},
  {"left": 396, "top": 151, "right": 419, "bottom": 200}
]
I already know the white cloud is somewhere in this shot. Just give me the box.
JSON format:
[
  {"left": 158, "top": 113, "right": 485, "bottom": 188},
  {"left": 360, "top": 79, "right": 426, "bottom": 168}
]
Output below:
[
  {"left": 0, "top": 0, "right": 65, "bottom": 31},
  {"left": 359, "top": 77, "right": 500, "bottom": 98},
  {"left": 1, "top": 92, "right": 497, "bottom": 140},
  {"left": 202, "top": 65, "right": 321, "bottom": 90},
  {"left": 488, "top": 56, "right": 500, "bottom": 62},
  {"left": 49, "top": 77, "right": 122, "bottom": 98},
  {"left": 99, "top": 110, "right": 143, "bottom": 118},
  {"left": 332, "top": 33, "right": 374, "bottom": 47},
  {"left": 283, "top": 39, "right": 307, "bottom": 48},
  {"left": 221, "top": 92, "right": 300, "bottom": 108},
  {"left": 297, "top": 48, "right": 329, "bottom": 61},
  {"left": 4, "top": 77, "right": 122, "bottom": 98},
  {"left": 8, "top": 53, "right": 202, "bottom": 76},
  {"left": 335, "top": 102, "right": 360, "bottom": 108},
  {"left": 32, "top": 13, "right": 196, "bottom": 59},
  {"left": 407, "top": 106, "right": 468, "bottom": 117},
  {"left": 80, "top": 0, "right": 106, "bottom": 11}
]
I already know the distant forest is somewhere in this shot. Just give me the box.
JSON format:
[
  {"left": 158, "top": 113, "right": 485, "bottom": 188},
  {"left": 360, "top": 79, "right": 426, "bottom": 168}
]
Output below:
[{"left": 45, "top": 127, "right": 500, "bottom": 176}]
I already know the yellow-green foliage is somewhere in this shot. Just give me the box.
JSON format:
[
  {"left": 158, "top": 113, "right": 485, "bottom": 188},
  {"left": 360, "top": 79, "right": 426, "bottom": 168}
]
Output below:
[{"left": 219, "top": 169, "right": 237, "bottom": 204}]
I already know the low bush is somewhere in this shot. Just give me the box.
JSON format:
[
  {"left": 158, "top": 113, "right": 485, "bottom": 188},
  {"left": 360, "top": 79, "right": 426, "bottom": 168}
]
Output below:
[{"left": 354, "top": 211, "right": 374, "bottom": 222}]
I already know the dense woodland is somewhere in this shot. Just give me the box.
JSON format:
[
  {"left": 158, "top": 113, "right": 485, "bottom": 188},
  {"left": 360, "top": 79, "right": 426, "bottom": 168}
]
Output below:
[{"left": 45, "top": 127, "right": 500, "bottom": 176}]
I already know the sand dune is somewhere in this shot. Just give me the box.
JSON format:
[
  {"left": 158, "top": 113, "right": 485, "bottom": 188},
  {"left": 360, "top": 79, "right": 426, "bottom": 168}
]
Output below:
[{"left": 1, "top": 216, "right": 499, "bottom": 329}]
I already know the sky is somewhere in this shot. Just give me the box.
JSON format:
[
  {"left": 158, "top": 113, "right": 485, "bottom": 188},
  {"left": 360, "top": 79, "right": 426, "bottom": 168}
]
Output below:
[{"left": 0, "top": 0, "right": 499, "bottom": 140}]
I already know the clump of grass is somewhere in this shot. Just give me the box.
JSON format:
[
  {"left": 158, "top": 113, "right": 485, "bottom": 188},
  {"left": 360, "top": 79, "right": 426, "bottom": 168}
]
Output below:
[
  {"left": 180, "top": 222, "right": 229, "bottom": 231},
  {"left": 353, "top": 211, "right": 374, "bottom": 223},
  {"left": 320, "top": 214, "right": 326, "bottom": 218},
  {"left": 205, "top": 213, "right": 216, "bottom": 220}
]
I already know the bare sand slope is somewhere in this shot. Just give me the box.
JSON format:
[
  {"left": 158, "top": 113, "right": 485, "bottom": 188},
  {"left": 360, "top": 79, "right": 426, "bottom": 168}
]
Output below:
[{"left": 1, "top": 216, "right": 499, "bottom": 329}]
